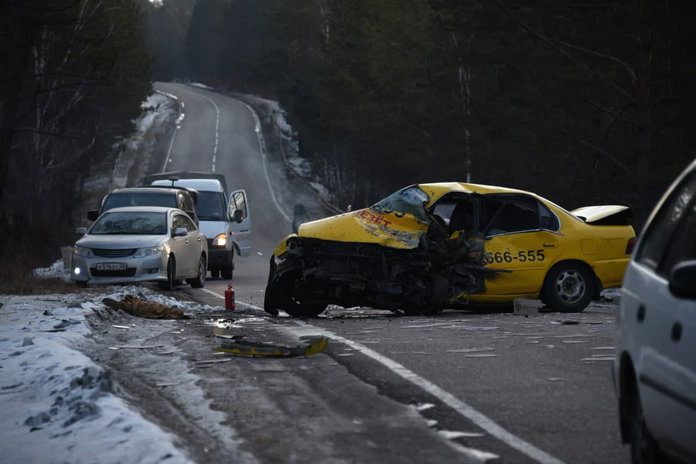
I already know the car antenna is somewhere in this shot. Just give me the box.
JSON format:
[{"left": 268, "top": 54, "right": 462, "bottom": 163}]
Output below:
[{"left": 168, "top": 176, "right": 180, "bottom": 187}]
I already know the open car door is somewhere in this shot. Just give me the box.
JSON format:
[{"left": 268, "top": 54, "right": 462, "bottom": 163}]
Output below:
[{"left": 229, "top": 189, "right": 252, "bottom": 257}]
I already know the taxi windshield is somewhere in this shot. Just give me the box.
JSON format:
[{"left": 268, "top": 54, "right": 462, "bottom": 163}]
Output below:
[{"left": 372, "top": 186, "right": 430, "bottom": 222}]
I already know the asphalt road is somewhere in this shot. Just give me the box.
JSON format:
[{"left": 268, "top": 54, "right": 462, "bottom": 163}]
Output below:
[{"left": 102, "top": 82, "right": 631, "bottom": 463}]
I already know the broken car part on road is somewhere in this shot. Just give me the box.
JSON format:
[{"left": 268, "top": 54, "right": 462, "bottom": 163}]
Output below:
[{"left": 215, "top": 336, "right": 328, "bottom": 358}]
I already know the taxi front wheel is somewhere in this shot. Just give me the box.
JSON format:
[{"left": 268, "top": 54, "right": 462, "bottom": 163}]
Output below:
[{"left": 541, "top": 262, "right": 594, "bottom": 312}]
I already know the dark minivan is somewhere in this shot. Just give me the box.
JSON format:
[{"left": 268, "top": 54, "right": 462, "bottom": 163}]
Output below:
[{"left": 87, "top": 187, "right": 199, "bottom": 224}]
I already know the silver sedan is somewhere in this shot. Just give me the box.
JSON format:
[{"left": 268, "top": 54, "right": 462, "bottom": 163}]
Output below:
[{"left": 71, "top": 206, "right": 208, "bottom": 290}]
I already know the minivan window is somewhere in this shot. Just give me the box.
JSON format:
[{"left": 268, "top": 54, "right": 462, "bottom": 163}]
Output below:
[
  {"left": 637, "top": 172, "right": 696, "bottom": 271},
  {"left": 196, "top": 191, "right": 227, "bottom": 220},
  {"left": 103, "top": 192, "right": 176, "bottom": 211}
]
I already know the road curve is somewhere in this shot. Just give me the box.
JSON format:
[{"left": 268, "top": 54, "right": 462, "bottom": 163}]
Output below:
[{"left": 155, "top": 82, "right": 292, "bottom": 304}]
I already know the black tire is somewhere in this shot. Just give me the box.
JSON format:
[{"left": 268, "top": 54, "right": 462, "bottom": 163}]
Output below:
[
  {"left": 424, "top": 274, "right": 448, "bottom": 315},
  {"left": 272, "top": 271, "right": 326, "bottom": 317},
  {"left": 158, "top": 256, "right": 175, "bottom": 291},
  {"left": 541, "top": 262, "right": 594, "bottom": 312},
  {"left": 187, "top": 255, "right": 206, "bottom": 289},
  {"left": 221, "top": 265, "right": 233, "bottom": 280},
  {"left": 630, "top": 389, "right": 667, "bottom": 464},
  {"left": 402, "top": 274, "right": 448, "bottom": 315},
  {"left": 210, "top": 267, "right": 220, "bottom": 279}
]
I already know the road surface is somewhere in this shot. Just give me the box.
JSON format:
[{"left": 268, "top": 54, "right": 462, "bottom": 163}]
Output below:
[{"left": 86, "top": 82, "right": 629, "bottom": 463}]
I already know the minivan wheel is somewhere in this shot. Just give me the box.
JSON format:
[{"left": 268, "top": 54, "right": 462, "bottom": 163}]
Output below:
[
  {"left": 221, "top": 265, "right": 233, "bottom": 280},
  {"left": 158, "top": 256, "right": 175, "bottom": 291},
  {"left": 630, "top": 391, "right": 665, "bottom": 464},
  {"left": 210, "top": 267, "right": 220, "bottom": 279},
  {"left": 187, "top": 255, "right": 206, "bottom": 289}
]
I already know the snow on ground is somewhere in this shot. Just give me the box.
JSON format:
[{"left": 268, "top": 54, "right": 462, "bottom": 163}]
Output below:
[
  {"left": 111, "top": 93, "right": 178, "bottom": 189},
  {"left": 189, "top": 82, "right": 213, "bottom": 90},
  {"left": 0, "top": 285, "right": 219, "bottom": 464},
  {"left": 33, "top": 259, "right": 69, "bottom": 281}
]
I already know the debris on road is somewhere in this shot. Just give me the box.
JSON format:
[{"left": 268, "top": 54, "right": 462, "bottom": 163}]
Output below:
[
  {"left": 214, "top": 336, "right": 328, "bottom": 358},
  {"left": 513, "top": 298, "right": 544, "bottom": 316},
  {"left": 102, "top": 294, "right": 189, "bottom": 319}
]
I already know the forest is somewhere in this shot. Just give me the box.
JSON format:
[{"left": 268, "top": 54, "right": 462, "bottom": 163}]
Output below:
[
  {"left": 0, "top": 0, "right": 150, "bottom": 268},
  {"left": 148, "top": 0, "right": 696, "bottom": 225},
  {"left": 2, "top": 0, "right": 695, "bottom": 270}
]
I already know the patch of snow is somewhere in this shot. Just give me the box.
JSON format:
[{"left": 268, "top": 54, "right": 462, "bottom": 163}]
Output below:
[
  {"left": 0, "top": 293, "right": 192, "bottom": 463},
  {"left": 600, "top": 287, "right": 621, "bottom": 302},
  {"left": 33, "top": 259, "right": 68, "bottom": 280},
  {"left": 189, "top": 82, "right": 212, "bottom": 90}
]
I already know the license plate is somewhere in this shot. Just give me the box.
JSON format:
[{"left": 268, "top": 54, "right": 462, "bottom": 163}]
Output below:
[{"left": 96, "top": 262, "right": 127, "bottom": 271}]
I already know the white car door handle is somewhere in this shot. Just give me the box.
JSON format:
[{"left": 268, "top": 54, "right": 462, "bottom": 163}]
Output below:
[
  {"left": 671, "top": 323, "right": 682, "bottom": 342},
  {"left": 185, "top": 239, "right": 190, "bottom": 244}
]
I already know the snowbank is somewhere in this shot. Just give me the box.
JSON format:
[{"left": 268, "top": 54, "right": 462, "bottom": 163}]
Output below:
[{"left": 0, "top": 288, "right": 205, "bottom": 464}]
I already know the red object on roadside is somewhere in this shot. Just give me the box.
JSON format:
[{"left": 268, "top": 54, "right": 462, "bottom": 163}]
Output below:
[{"left": 225, "top": 283, "right": 236, "bottom": 311}]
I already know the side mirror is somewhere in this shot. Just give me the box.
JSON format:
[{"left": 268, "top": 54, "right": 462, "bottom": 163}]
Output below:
[
  {"left": 74, "top": 227, "right": 87, "bottom": 236},
  {"left": 232, "top": 209, "right": 243, "bottom": 223},
  {"left": 87, "top": 210, "right": 99, "bottom": 221},
  {"left": 669, "top": 260, "right": 696, "bottom": 299},
  {"left": 173, "top": 227, "right": 188, "bottom": 237}
]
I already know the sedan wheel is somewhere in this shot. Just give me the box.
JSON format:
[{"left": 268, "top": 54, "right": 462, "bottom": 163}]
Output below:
[
  {"left": 541, "top": 263, "right": 594, "bottom": 312},
  {"left": 158, "top": 256, "right": 175, "bottom": 291},
  {"left": 187, "top": 255, "right": 206, "bottom": 289}
]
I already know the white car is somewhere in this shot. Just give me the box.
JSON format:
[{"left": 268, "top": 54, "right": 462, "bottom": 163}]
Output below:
[
  {"left": 615, "top": 159, "right": 696, "bottom": 463},
  {"left": 71, "top": 206, "right": 208, "bottom": 290},
  {"left": 145, "top": 171, "right": 251, "bottom": 280}
]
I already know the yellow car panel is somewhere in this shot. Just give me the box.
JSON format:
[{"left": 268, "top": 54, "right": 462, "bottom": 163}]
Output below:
[
  {"left": 298, "top": 208, "right": 428, "bottom": 250},
  {"left": 266, "top": 182, "right": 636, "bottom": 316},
  {"left": 479, "top": 230, "right": 563, "bottom": 297}
]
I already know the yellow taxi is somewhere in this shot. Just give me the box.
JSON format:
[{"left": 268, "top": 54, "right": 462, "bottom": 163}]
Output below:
[{"left": 264, "top": 183, "right": 635, "bottom": 317}]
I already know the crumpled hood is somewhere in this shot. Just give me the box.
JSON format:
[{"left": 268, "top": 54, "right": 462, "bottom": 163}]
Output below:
[
  {"left": 77, "top": 234, "right": 166, "bottom": 249},
  {"left": 298, "top": 208, "right": 428, "bottom": 249}
]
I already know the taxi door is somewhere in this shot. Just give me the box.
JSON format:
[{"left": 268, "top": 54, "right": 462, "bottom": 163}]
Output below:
[
  {"left": 481, "top": 195, "right": 562, "bottom": 296},
  {"left": 229, "top": 189, "right": 252, "bottom": 257}
]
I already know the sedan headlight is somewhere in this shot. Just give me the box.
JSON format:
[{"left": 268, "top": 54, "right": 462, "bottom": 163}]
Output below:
[
  {"left": 73, "top": 246, "right": 93, "bottom": 258},
  {"left": 212, "top": 233, "right": 228, "bottom": 247},
  {"left": 134, "top": 245, "right": 164, "bottom": 258}
]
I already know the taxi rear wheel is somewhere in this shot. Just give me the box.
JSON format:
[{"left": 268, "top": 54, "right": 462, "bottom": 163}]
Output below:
[{"left": 541, "top": 262, "right": 594, "bottom": 312}]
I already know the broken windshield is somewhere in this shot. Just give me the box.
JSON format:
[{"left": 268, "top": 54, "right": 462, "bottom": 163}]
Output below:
[{"left": 372, "top": 186, "right": 430, "bottom": 223}]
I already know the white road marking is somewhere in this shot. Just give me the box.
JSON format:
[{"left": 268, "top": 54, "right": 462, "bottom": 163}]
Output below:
[
  {"left": 239, "top": 101, "right": 292, "bottom": 223},
  {"left": 195, "top": 289, "right": 564, "bottom": 464},
  {"left": 200, "top": 94, "right": 220, "bottom": 173},
  {"left": 156, "top": 90, "right": 183, "bottom": 173}
]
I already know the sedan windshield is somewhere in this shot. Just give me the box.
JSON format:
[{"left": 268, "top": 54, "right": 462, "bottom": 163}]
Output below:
[
  {"left": 91, "top": 212, "right": 167, "bottom": 235},
  {"left": 372, "top": 186, "right": 430, "bottom": 222}
]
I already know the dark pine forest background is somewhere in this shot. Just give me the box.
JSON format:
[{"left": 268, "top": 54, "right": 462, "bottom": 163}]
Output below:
[{"left": 2, "top": 0, "right": 696, "bottom": 270}]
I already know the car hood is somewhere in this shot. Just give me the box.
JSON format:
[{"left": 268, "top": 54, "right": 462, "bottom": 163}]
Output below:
[
  {"left": 198, "top": 220, "right": 227, "bottom": 239},
  {"left": 298, "top": 207, "right": 428, "bottom": 249},
  {"left": 77, "top": 235, "right": 166, "bottom": 249}
]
